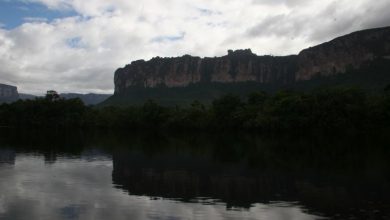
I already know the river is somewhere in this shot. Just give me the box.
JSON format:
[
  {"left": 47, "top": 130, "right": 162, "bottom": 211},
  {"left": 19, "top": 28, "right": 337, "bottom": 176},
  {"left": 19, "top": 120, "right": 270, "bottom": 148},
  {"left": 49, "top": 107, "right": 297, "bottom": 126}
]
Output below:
[{"left": 0, "top": 130, "right": 389, "bottom": 219}]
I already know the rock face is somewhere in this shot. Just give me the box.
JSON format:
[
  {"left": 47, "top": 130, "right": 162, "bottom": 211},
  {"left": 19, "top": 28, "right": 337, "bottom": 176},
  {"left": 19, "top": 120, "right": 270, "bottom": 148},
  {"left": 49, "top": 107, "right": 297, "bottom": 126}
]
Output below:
[
  {"left": 296, "top": 27, "right": 390, "bottom": 80},
  {"left": 114, "top": 50, "right": 298, "bottom": 94},
  {"left": 0, "top": 84, "right": 19, "bottom": 103},
  {"left": 114, "top": 27, "right": 390, "bottom": 94}
]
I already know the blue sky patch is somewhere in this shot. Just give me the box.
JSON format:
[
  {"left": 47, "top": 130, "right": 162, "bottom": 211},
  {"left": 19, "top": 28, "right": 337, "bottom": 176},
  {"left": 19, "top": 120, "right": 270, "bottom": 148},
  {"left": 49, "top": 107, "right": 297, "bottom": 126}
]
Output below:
[
  {"left": 66, "top": 37, "right": 84, "bottom": 49},
  {"left": 0, "top": 1, "right": 77, "bottom": 29}
]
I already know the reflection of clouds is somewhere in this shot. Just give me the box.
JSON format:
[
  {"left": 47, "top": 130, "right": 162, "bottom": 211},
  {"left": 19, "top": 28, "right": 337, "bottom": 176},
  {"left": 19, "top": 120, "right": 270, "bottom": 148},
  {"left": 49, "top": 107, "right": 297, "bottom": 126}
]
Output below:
[
  {"left": 0, "top": 154, "right": 320, "bottom": 220},
  {"left": 60, "top": 204, "right": 87, "bottom": 220},
  {"left": 0, "top": 196, "right": 5, "bottom": 214},
  {"left": 0, "top": 149, "right": 15, "bottom": 165}
]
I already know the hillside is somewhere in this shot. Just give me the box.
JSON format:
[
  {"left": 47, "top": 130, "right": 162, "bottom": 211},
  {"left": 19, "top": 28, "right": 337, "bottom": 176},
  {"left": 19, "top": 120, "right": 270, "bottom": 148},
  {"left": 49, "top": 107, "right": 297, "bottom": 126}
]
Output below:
[{"left": 60, "top": 93, "right": 111, "bottom": 105}]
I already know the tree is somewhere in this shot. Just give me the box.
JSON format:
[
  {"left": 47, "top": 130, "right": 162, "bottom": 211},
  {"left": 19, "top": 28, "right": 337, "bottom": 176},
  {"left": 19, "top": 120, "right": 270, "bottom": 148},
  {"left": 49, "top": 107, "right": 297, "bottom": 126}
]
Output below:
[
  {"left": 212, "top": 94, "right": 243, "bottom": 128},
  {"left": 45, "top": 90, "right": 60, "bottom": 101}
]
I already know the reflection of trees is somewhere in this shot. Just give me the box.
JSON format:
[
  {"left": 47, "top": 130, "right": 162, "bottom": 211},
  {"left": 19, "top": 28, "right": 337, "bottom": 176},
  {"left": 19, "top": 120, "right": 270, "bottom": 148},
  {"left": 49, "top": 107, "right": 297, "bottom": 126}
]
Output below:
[
  {"left": 1, "top": 129, "right": 390, "bottom": 218},
  {"left": 0, "top": 149, "right": 16, "bottom": 165},
  {"left": 43, "top": 151, "right": 57, "bottom": 164},
  {"left": 112, "top": 151, "right": 297, "bottom": 209},
  {"left": 0, "top": 129, "right": 89, "bottom": 160},
  {"left": 112, "top": 132, "right": 390, "bottom": 219}
]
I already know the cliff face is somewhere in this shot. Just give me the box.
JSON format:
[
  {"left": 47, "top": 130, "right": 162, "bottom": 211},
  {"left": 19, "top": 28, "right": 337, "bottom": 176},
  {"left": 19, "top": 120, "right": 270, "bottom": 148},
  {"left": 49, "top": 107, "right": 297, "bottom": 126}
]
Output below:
[
  {"left": 114, "top": 27, "right": 390, "bottom": 94},
  {"left": 0, "top": 84, "right": 19, "bottom": 103},
  {"left": 296, "top": 27, "right": 390, "bottom": 80},
  {"left": 114, "top": 50, "right": 297, "bottom": 93}
]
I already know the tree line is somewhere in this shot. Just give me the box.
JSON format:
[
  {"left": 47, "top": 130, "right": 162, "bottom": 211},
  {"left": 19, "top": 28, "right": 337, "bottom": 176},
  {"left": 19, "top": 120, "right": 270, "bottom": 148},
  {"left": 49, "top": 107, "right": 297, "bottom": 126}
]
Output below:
[{"left": 1, "top": 87, "right": 390, "bottom": 131}]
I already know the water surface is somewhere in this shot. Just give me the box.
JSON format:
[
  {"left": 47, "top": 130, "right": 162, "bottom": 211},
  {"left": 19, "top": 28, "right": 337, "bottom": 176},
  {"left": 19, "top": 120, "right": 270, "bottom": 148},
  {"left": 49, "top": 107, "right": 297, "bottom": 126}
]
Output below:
[{"left": 0, "top": 130, "right": 389, "bottom": 219}]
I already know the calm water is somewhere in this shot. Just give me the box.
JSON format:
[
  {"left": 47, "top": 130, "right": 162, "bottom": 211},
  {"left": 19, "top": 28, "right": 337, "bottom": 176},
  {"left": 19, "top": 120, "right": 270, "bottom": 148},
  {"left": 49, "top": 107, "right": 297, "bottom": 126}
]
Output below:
[{"left": 0, "top": 130, "right": 389, "bottom": 220}]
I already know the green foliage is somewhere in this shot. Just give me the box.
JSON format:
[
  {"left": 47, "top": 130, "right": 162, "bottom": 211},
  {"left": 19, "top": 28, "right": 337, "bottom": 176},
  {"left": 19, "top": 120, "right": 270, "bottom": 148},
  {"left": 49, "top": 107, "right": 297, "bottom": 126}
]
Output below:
[
  {"left": 45, "top": 90, "right": 60, "bottom": 101},
  {"left": 0, "top": 97, "right": 86, "bottom": 128},
  {"left": 141, "top": 100, "right": 168, "bottom": 126},
  {"left": 102, "top": 58, "right": 390, "bottom": 107},
  {"left": 1, "top": 87, "right": 390, "bottom": 131},
  {"left": 212, "top": 94, "right": 243, "bottom": 128}
]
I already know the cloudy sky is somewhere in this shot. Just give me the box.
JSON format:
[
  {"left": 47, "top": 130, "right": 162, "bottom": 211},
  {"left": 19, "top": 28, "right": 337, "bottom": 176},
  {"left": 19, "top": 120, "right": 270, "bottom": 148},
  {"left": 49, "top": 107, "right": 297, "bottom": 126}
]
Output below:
[{"left": 0, "top": 0, "right": 389, "bottom": 94}]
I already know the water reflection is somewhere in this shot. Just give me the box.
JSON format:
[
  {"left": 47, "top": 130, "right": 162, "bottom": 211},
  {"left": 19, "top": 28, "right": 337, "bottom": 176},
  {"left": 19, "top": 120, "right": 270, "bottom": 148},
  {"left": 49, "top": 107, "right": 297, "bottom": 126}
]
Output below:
[
  {"left": 0, "top": 149, "right": 15, "bottom": 165},
  {"left": 0, "top": 129, "right": 389, "bottom": 219}
]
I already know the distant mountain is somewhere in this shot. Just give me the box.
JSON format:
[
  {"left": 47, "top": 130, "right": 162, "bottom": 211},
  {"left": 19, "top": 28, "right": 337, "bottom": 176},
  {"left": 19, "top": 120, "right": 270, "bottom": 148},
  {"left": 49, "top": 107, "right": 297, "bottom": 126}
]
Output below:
[
  {"left": 14, "top": 92, "right": 111, "bottom": 105},
  {"left": 0, "top": 84, "right": 19, "bottom": 103},
  {"left": 19, "top": 93, "right": 37, "bottom": 100},
  {"left": 103, "top": 26, "right": 390, "bottom": 106},
  {"left": 60, "top": 93, "right": 111, "bottom": 105}
]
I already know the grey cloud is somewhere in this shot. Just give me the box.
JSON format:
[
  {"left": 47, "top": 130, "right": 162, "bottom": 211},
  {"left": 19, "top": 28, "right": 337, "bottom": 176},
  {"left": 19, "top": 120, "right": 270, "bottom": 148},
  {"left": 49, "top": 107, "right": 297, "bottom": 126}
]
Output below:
[
  {"left": 360, "top": 0, "right": 390, "bottom": 29},
  {"left": 247, "top": 0, "right": 390, "bottom": 48},
  {"left": 0, "top": 0, "right": 389, "bottom": 94},
  {"left": 0, "top": 59, "right": 23, "bottom": 86},
  {"left": 59, "top": 67, "right": 116, "bottom": 92},
  {"left": 305, "top": 2, "right": 360, "bottom": 42},
  {"left": 197, "top": 8, "right": 222, "bottom": 16},
  {"left": 246, "top": 13, "right": 307, "bottom": 39},
  {"left": 252, "top": 0, "right": 311, "bottom": 7},
  {"left": 247, "top": 14, "right": 288, "bottom": 37},
  {"left": 308, "top": 0, "right": 390, "bottom": 43},
  {"left": 151, "top": 32, "right": 186, "bottom": 43},
  {"left": 0, "top": 71, "right": 20, "bottom": 86}
]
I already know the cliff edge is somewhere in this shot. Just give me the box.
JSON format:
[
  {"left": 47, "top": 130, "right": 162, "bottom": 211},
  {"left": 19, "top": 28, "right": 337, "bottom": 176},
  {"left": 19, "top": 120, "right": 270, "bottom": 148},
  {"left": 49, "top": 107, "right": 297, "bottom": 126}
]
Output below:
[
  {"left": 114, "top": 27, "right": 390, "bottom": 95},
  {"left": 0, "top": 84, "right": 19, "bottom": 103}
]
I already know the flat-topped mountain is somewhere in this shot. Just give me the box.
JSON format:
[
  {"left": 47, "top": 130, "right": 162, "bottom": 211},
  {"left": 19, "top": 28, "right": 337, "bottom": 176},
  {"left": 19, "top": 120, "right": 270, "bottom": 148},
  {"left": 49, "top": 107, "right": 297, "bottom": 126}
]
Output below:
[
  {"left": 115, "top": 27, "right": 390, "bottom": 92},
  {"left": 0, "top": 84, "right": 19, "bottom": 103},
  {"left": 114, "top": 49, "right": 298, "bottom": 93},
  {"left": 105, "top": 27, "right": 390, "bottom": 106},
  {"left": 296, "top": 27, "right": 390, "bottom": 80}
]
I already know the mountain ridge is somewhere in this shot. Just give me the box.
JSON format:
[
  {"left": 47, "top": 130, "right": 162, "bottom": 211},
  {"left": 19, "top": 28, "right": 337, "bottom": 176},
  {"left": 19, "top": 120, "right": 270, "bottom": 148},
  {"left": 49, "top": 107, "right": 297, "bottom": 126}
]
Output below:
[
  {"left": 114, "top": 26, "right": 390, "bottom": 96},
  {"left": 18, "top": 93, "right": 111, "bottom": 106},
  {"left": 100, "top": 26, "right": 390, "bottom": 106}
]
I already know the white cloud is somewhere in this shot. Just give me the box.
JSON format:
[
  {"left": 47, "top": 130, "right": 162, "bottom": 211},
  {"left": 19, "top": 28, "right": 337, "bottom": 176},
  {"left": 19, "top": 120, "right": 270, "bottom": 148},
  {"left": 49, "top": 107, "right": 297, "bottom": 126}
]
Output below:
[{"left": 0, "top": 0, "right": 389, "bottom": 94}]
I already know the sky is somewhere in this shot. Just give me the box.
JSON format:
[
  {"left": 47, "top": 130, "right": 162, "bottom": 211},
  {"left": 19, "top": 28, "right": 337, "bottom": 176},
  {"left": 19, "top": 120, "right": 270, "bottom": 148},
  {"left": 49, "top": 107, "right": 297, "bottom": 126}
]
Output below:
[{"left": 0, "top": 0, "right": 389, "bottom": 94}]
